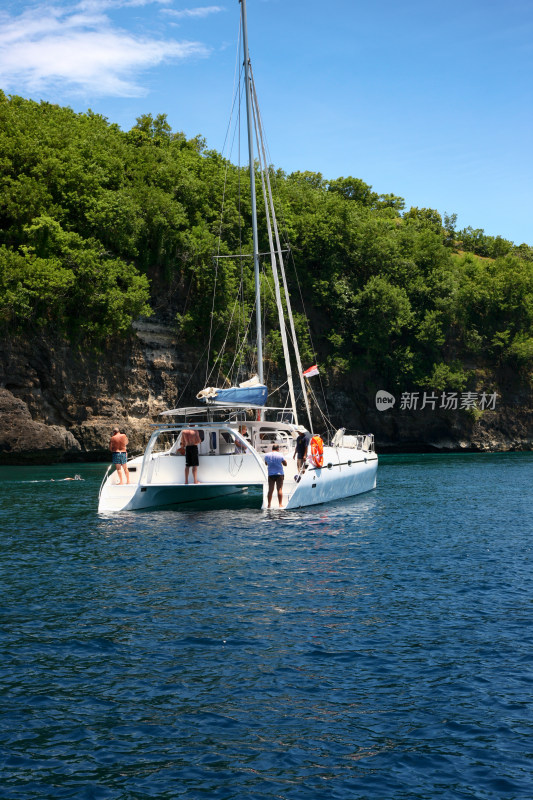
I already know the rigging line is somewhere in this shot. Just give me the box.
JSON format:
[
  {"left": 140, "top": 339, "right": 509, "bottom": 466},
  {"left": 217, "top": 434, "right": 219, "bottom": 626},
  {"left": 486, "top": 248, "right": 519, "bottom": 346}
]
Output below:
[
  {"left": 251, "top": 94, "right": 289, "bottom": 247},
  {"left": 247, "top": 66, "right": 324, "bottom": 425},
  {"left": 260, "top": 167, "right": 317, "bottom": 374},
  {"left": 260, "top": 264, "right": 285, "bottom": 391},
  {"left": 293, "top": 254, "right": 325, "bottom": 376},
  {"left": 306, "top": 381, "right": 334, "bottom": 436},
  {"left": 289, "top": 271, "right": 331, "bottom": 423},
  {"left": 240, "top": 0, "right": 263, "bottom": 387},
  {"left": 233, "top": 64, "right": 256, "bottom": 380},
  {"left": 225, "top": 74, "right": 246, "bottom": 175},
  {"left": 219, "top": 18, "right": 242, "bottom": 160},
  {"left": 206, "top": 84, "right": 245, "bottom": 387},
  {"left": 267, "top": 162, "right": 329, "bottom": 421},
  {"left": 207, "top": 272, "right": 257, "bottom": 388},
  {"left": 207, "top": 25, "right": 243, "bottom": 386},
  {"left": 205, "top": 263, "right": 219, "bottom": 385},
  {"left": 268, "top": 378, "right": 289, "bottom": 396},
  {"left": 260, "top": 261, "right": 272, "bottom": 385},
  {"left": 217, "top": 286, "right": 250, "bottom": 388},
  {"left": 176, "top": 320, "right": 225, "bottom": 408},
  {"left": 237, "top": 67, "right": 246, "bottom": 374},
  {"left": 225, "top": 297, "right": 257, "bottom": 382},
  {"left": 253, "top": 102, "right": 295, "bottom": 261},
  {"left": 175, "top": 271, "right": 195, "bottom": 343},
  {"left": 251, "top": 86, "right": 298, "bottom": 423},
  {"left": 245, "top": 71, "right": 302, "bottom": 313},
  {"left": 211, "top": 87, "right": 248, "bottom": 388},
  {"left": 281, "top": 228, "right": 331, "bottom": 424},
  {"left": 213, "top": 250, "right": 290, "bottom": 259},
  {"left": 213, "top": 287, "right": 242, "bottom": 387},
  {"left": 206, "top": 276, "right": 246, "bottom": 388},
  {"left": 251, "top": 66, "right": 313, "bottom": 431}
]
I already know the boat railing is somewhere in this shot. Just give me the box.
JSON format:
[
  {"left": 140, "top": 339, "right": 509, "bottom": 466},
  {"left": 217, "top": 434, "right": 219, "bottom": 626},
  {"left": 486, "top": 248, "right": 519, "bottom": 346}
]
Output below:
[
  {"left": 254, "top": 429, "right": 293, "bottom": 454},
  {"left": 228, "top": 411, "right": 248, "bottom": 423},
  {"left": 137, "top": 425, "right": 268, "bottom": 486},
  {"left": 276, "top": 411, "right": 294, "bottom": 423},
  {"left": 138, "top": 430, "right": 163, "bottom": 485},
  {"left": 99, "top": 464, "right": 113, "bottom": 498},
  {"left": 365, "top": 434, "right": 375, "bottom": 452},
  {"left": 330, "top": 429, "right": 375, "bottom": 452}
]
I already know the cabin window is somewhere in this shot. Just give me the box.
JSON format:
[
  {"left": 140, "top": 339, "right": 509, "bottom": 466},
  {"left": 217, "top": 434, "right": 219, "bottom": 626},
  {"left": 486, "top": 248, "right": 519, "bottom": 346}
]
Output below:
[{"left": 219, "top": 431, "right": 236, "bottom": 454}]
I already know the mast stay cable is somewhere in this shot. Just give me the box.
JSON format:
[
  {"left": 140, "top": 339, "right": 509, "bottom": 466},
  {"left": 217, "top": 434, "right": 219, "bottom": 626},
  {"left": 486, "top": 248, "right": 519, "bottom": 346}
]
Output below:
[{"left": 251, "top": 67, "right": 314, "bottom": 432}]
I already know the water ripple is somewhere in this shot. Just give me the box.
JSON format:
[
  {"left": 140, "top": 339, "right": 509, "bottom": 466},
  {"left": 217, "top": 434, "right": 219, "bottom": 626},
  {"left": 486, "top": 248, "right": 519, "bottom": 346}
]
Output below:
[{"left": 1, "top": 454, "right": 532, "bottom": 798}]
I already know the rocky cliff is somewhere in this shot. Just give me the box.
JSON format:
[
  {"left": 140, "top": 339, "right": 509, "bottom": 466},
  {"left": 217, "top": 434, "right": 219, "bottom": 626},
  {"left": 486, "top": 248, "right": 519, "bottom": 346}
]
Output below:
[
  {"left": 0, "top": 320, "right": 187, "bottom": 463},
  {"left": 0, "top": 320, "right": 531, "bottom": 464}
]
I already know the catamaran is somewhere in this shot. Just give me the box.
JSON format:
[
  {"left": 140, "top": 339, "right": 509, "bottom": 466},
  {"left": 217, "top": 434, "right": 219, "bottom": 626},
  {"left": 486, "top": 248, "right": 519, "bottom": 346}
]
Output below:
[{"left": 98, "top": 0, "right": 377, "bottom": 513}]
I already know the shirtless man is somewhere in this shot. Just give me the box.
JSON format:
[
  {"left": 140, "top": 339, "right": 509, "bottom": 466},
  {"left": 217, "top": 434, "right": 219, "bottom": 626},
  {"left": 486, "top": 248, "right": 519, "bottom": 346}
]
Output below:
[
  {"left": 109, "top": 427, "right": 130, "bottom": 485},
  {"left": 181, "top": 427, "right": 201, "bottom": 484}
]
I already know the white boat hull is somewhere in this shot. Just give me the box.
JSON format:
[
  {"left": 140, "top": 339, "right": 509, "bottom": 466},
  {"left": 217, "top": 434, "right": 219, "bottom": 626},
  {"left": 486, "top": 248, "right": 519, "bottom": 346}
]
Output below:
[
  {"left": 98, "top": 450, "right": 266, "bottom": 513},
  {"left": 99, "top": 445, "right": 377, "bottom": 513},
  {"left": 284, "top": 446, "right": 378, "bottom": 509},
  {"left": 126, "top": 483, "right": 262, "bottom": 511}
]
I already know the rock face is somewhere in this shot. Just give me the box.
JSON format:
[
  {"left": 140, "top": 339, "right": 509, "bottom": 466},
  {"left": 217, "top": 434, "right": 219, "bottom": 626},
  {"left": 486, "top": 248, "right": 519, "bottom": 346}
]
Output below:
[
  {"left": 0, "top": 320, "right": 194, "bottom": 464},
  {"left": 0, "top": 388, "right": 81, "bottom": 463},
  {"left": 0, "top": 320, "right": 531, "bottom": 463}
]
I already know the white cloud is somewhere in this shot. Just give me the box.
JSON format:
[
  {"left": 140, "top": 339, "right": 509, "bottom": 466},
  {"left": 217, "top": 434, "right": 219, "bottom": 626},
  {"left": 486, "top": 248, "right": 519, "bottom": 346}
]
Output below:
[
  {"left": 76, "top": 0, "right": 172, "bottom": 9},
  {"left": 163, "top": 6, "right": 224, "bottom": 19},
  {"left": 0, "top": 1, "right": 210, "bottom": 97}
]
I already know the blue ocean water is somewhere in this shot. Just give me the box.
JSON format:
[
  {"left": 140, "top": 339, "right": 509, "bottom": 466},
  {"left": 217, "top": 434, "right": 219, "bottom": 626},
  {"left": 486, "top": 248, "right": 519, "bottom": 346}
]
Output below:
[{"left": 1, "top": 453, "right": 532, "bottom": 799}]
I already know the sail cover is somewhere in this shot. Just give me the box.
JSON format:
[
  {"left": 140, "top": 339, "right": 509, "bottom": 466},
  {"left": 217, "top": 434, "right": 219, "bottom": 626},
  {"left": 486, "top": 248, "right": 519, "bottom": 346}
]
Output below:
[
  {"left": 213, "top": 385, "right": 268, "bottom": 405},
  {"left": 197, "top": 379, "right": 268, "bottom": 406}
]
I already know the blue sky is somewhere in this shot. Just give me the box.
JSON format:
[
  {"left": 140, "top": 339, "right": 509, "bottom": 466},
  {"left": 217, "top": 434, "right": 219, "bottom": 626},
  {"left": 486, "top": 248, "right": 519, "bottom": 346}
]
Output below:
[{"left": 1, "top": 0, "right": 532, "bottom": 245}]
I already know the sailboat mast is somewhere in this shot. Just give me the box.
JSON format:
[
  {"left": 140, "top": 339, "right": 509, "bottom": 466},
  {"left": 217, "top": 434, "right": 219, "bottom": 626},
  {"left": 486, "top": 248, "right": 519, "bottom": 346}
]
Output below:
[{"left": 240, "top": 0, "right": 263, "bottom": 385}]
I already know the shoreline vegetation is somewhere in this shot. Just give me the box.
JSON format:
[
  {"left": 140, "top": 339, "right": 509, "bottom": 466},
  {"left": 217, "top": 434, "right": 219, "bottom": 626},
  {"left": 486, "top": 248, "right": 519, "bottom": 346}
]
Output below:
[{"left": 0, "top": 93, "right": 531, "bottom": 462}]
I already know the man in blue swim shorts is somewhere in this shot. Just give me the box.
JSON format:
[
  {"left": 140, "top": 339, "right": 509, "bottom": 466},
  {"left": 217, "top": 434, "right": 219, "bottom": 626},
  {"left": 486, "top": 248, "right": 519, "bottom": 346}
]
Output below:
[{"left": 109, "top": 427, "right": 130, "bottom": 484}]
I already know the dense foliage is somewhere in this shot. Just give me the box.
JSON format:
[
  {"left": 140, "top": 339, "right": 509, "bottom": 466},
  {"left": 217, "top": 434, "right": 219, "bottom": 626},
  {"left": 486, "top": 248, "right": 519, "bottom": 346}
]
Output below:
[{"left": 1, "top": 92, "right": 531, "bottom": 390}]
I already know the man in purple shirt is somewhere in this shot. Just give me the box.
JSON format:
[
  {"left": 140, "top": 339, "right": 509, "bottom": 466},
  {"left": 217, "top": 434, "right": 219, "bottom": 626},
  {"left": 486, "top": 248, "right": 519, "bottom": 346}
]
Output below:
[{"left": 264, "top": 444, "right": 287, "bottom": 508}]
